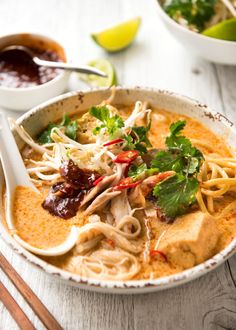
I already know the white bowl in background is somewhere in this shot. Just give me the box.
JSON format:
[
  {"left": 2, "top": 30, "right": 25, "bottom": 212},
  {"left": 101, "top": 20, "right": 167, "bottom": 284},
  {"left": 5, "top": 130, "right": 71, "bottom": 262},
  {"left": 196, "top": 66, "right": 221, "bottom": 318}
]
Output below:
[
  {"left": 156, "top": 1, "right": 236, "bottom": 65},
  {"left": 0, "top": 86, "right": 236, "bottom": 294},
  {"left": 0, "top": 33, "right": 70, "bottom": 111}
]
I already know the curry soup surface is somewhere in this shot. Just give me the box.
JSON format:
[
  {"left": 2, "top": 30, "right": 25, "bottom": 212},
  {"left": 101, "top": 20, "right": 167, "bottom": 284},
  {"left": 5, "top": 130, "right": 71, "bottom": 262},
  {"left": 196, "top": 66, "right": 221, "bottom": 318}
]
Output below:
[{"left": 10, "top": 105, "right": 236, "bottom": 280}]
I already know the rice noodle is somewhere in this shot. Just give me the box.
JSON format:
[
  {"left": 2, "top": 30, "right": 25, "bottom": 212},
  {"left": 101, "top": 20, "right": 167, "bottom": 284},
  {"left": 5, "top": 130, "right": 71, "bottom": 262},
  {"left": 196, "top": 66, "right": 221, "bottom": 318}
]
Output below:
[
  {"left": 67, "top": 249, "right": 140, "bottom": 280},
  {"left": 197, "top": 154, "right": 236, "bottom": 215},
  {"left": 76, "top": 221, "right": 142, "bottom": 254}
]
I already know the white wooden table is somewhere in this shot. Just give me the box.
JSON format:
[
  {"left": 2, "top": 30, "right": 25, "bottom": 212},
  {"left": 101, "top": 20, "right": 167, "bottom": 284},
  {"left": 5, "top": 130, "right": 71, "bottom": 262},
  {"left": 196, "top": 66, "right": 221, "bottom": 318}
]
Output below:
[{"left": 0, "top": 0, "right": 236, "bottom": 329}]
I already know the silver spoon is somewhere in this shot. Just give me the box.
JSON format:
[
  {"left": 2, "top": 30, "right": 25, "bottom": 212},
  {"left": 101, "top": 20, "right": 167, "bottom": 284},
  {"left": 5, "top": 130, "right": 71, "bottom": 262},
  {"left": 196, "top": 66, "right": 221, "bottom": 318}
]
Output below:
[{"left": 0, "top": 45, "right": 107, "bottom": 77}]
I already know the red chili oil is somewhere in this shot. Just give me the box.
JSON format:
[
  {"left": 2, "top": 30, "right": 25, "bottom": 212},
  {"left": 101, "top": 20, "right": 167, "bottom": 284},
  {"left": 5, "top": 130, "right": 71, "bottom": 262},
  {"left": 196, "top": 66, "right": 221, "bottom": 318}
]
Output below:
[{"left": 0, "top": 47, "right": 62, "bottom": 88}]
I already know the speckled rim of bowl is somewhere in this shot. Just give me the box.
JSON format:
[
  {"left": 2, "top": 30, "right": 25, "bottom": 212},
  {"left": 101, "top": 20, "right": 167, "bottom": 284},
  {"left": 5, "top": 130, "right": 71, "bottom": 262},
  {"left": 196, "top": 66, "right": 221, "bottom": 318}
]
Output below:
[
  {"left": 0, "top": 32, "right": 69, "bottom": 92},
  {"left": 156, "top": 0, "right": 236, "bottom": 46},
  {"left": 0, "top": 86, "right": 236, "bottom": 294}
]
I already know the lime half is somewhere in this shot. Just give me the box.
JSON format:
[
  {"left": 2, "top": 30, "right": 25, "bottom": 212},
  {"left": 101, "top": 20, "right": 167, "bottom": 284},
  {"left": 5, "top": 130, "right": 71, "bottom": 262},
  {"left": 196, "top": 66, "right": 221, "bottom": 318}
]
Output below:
[
  {"left": 202, "top": 18, "right": 236, "bottom": 42},
  {"left": 91, "top": 17, "right": 141, "bottom": 52},
  {"left": 81, "top": 59, "right": 117, "bottom": 87}
]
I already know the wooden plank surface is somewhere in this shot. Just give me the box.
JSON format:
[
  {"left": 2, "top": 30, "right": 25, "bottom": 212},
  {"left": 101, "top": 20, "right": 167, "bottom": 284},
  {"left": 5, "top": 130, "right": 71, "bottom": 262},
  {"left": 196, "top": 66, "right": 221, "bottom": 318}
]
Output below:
[{"left": 0, "top": 0, "right": 235, "bottom": 329}]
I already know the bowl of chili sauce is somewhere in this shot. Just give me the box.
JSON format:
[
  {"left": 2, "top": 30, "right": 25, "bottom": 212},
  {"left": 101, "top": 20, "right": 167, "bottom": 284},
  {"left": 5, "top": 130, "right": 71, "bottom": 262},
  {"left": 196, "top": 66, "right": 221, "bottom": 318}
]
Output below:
[{"left": 0, "top": 33, "right": 70, "bottom": 111}]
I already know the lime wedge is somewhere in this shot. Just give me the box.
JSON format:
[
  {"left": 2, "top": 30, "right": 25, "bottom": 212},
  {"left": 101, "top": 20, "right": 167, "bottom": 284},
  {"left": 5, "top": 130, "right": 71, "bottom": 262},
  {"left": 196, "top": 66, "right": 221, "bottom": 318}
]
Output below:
[
  {"left": 80, "top": 59, "right": 117, "bottom": 87},
  {"left": 91, "top": 17, "right": 141, "bottom": 52},
  {"left": 202, "top": 18, "right": 236, "bottom": 42}
]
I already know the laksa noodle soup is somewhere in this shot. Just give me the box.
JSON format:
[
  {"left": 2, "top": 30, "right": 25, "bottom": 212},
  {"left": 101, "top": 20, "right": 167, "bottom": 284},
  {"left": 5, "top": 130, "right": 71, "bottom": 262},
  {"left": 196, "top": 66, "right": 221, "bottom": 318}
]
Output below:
[
  {"left": 4, "top": 90, "right": 236, "bottom": 281},
  {"left": 162, "top": 0, "right": 236, "bottom": 40}
]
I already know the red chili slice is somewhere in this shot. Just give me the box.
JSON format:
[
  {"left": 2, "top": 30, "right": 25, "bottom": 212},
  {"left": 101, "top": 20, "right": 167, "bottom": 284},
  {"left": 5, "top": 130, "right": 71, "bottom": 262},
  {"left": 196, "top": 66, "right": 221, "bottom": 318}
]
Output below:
[
  {"left": 103, "top": 138, "right": 124, "bottom": 147},
  {"left": 93, "top": 176, "right": 104, "bottom": 186},
  {"left": 114, "top": 150, "right": 139, "bottom": 164},
  {"left": 114, "top": 177, "right": 140, "bottom": 190},
  {"left": 149, "top": 250, "right": 168, "bottom": 262}
]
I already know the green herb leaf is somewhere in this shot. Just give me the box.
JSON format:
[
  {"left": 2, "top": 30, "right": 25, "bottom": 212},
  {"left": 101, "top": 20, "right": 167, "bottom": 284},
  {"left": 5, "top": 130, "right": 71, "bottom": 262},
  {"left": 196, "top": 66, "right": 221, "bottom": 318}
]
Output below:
[
  {"left": 169, "top": 120, "right": 186, "bottom": 136},
  {"left": 124, "top": 135, "right": 135, "bottom": 149},
  {"left": 124, "top": 120, "right": 152, "bottom": 155},
  {"left": 92, "top": 125, "right": 103, "bottom": 135},
  {"left": 90, "top": 106, "right": 110, "bottom": 122},
  {"left": 166, "top": 120, "right": 192, "bottom": 153},
  {"left": 153, "top": 173, "right": 199, "bottom": 218},
  {"left": 128, "top": 163, "right": 147, "bottom": 180},
  {"left": 89, "top": 106, "right": 124, "bottom": 138},
  {"left": 164, "top": 0, "right": 216, "bottom": 32},
  {"left": 132, "top": 125, "right": 152, "bottom": 146},
  {"left": 60, "top": 114, "right": 71, "bottom": 126},
  {"left": 65, "top": 120, "right": 78, "bottom": 140},
  {"left": 152, "top": 120, "right": 203, "bottom": 174},
  {"left": 38, "top": 123, "right": 58, "bottom": 144},
  {"left": 151, "top": 120, "right": 203, "bottom": 219},
  {"left": 151, "top": 150, "right": 183, "bottom": 172},
  {"left": 38, "top": 114, "right": 78, "bottom": 144}
]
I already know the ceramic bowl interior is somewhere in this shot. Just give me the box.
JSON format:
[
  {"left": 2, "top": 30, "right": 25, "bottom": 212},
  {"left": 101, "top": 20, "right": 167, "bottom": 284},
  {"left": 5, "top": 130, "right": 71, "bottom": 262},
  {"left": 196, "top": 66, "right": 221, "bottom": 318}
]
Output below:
[
  {"left": 156, "top": 0, "right": 236, "bottom": 65},
  {"left": 0, "top": 87, "right": 236, "bottom": 294},
  {"left": 0, "top": 33, "right": 70, "bottom": 110}
]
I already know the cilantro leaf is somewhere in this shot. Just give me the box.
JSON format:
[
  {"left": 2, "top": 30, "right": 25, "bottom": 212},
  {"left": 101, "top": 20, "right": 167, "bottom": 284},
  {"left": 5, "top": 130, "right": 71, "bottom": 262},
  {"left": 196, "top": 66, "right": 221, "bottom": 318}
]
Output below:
[
  {"left": 65, "top": 120, "right": 78, "bottom": 140},
  {"left": 164, "top": 0, "right": 216, "bottom": 32},
  {"left": 38, "top": 114, "right": 78, "bottom": 144},
  {"left": 166, "top": 120, "right": 192, "bottom": 153},
  {"left": 124, "top": 135, "right": 135, "bottom": 149},
  {"left": 151, "top": 150, "right": 183, "bottom": 172},
  {"left": 38, "top": 123, "right": 58, "bottom": 144},
  {"left": 90, "top": 105, "right": 152, "bottom": 152},
  {"left": 89, "top": 106, "right": 124, "bottom": 138},
  {"left": 153, "top": 173, "right": 199, "bottom": 218},
  {"left": 128, "top": 163, "right": 147, "bottom": 180},
  {"left": 152, "top": 120, "right": 203, "bottom": 174},
  {"left": 125, "top": 120, "right": 152, "bottom": 154},
  {"left": 89, "top": 106, "right": 109, "bottom": 122},
  {"left": 132, "top": 125, "right": 152, "bottom": 147},
  {"left": 151, "top": 120, "right": 203, "bottom": 219},
  {"left": 169, "top": 120, "right": 186, "bottom": 136},
  {"left": 60, "top": 114, "right": 71, "bottom": 126}
]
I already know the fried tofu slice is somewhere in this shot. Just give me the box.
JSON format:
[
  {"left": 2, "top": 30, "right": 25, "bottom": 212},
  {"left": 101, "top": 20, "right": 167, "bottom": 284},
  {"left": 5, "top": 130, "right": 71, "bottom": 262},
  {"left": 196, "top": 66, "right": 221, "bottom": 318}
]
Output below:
[
  {"left": 77, "top": 112, "right": 98, "bottom": 144},
  {"left": 158, "top": 211, "right": 219, "bottom": 269}
]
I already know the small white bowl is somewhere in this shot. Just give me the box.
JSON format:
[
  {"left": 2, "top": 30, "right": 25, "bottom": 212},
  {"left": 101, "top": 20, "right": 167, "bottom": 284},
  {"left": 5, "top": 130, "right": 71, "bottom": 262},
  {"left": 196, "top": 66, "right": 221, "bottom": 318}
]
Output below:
[
  {"left": 0, "top": 33, "right": 70, "bottom": 111},
  {"left": 156, "top": 1, "right": 236, "bottom": 65}
]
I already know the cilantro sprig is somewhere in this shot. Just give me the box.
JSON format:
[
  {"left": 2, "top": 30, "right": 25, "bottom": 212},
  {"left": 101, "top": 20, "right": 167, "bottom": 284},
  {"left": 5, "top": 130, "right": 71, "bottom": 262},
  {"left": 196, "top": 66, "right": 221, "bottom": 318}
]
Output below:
[
  {"left": 153, "top": 173, "right": 199, "bottom": 219},
  {"left": 90, "top": 105, "right": 152, "bottom": 153},
  {"left": 152, "top": 120, "right": 204, "bottom": 219},
  {"left": 164, "top": 0, "right": 216, "bottom": 32},
  {"left": 38, "top": 114, "right": 78, "bottom": 144},
  {"left": 124, "top": 120, "right": 152, "bottom": 154},
  {"left": 152, "top": 120, "right": 203, "bottom": 174},
  {"left": 89, "top": 106, "right": 124, "bottom": 138}
]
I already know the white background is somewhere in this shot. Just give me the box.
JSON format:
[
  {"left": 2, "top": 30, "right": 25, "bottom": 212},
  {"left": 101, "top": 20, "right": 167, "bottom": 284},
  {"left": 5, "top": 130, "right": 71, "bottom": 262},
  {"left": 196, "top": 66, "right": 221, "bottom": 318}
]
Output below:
[{"left": 0, "top": 0, "right": 236, "bottom": 329}]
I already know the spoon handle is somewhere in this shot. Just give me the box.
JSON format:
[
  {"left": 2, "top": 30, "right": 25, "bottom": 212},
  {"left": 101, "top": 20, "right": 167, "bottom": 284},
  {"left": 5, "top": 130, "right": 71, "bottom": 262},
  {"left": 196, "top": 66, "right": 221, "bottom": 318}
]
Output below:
[
  {"left": 0, "top": 113, "right": 36, "bottom": 193},
  {"left": 33, "top": 57, "right": 107, "bottom": 77}
]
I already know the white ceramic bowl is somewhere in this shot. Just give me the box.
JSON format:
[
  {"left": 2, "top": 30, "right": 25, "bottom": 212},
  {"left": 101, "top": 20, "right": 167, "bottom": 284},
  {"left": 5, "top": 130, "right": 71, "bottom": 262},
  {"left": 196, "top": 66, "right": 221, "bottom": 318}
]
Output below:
[
  {"left": 0, "top": 87, "right": 236, "bottom": 294},
  {"left": 0, "top": 33, "right": 70, "bottom": 111},
  {"left": 156, "top": 1, "right": 236, "bottom": 65}
]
